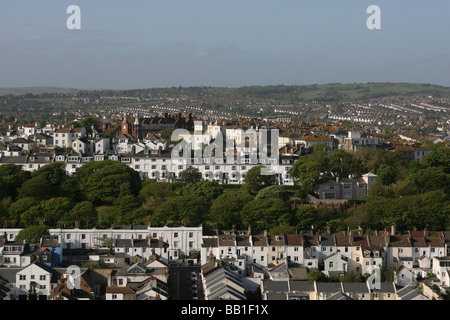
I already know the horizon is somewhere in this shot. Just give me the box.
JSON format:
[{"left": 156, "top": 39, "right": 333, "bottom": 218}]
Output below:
[
  {"left": 2, "top": 81, "right": 450, "bottom": 92},
  {"left": 1, "top": 1, "right": 450, "bottom": 89}
]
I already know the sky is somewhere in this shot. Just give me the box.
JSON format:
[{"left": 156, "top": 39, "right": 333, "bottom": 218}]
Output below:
[{"left": 0, "top": 0, "right": 449, "bottom": 89}]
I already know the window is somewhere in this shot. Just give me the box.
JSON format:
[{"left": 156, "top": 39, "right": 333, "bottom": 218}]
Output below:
[
  {"left": 66, "top": 234, "right": 71, "bottom": 240},
  {"left": 174, "top": 233, "right": 179, "bottom": 238},
  {"left": 189, "top": 232, "right": 193, "bottom": 238},
  {"left": 81, "top": 234, "right": 86, "bottom": 240},
  {"left": 20, "top": 275, "right": 26, "bottom": 281},
  {"left": 329, "top": 262, "right": 334, "bottom": 268},
  {"left": 40, "top": 275, "right": 46, "bottom": 281}
]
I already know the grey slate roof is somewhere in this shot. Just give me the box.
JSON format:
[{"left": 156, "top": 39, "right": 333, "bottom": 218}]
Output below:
[{"left": 263, "top": 280, "right": 289, "bottom": 292}]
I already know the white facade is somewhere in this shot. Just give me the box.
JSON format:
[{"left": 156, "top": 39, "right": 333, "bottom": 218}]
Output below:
[{"left": 14, "top": 262, "right": 55, "bottom": 299}]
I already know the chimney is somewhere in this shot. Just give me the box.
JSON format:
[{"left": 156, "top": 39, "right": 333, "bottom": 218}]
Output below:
[
  {"left": 358, "top": 226, "right": 363, "bottom": 236},
  {"left": 209, "top": 250, "right": 215, "bottom": 264},
  {"left": 424, "top": 228, "right": 428, "bottom": 237},
  {"left": 391, "top": 224, "right": 396, "bottom": 236},
  {"left": 326, "top": 226, "right": 331, "bottom": 235},
  {"left": 247, "top": 224, "right": 251, "bottom": 236},
  {"left": 384, "top": 231, "right": 390, "bottom": 245},
  {"left": 349, "top": 231, "right": 354, "bottom": 245}
]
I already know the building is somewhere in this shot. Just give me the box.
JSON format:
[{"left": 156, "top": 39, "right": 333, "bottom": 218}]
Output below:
[{"left": 318, "top": 173, "right": 377, "bottom": 200}]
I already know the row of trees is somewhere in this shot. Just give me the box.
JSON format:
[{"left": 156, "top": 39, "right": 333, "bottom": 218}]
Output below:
[{"left": 0, "top": 144, "right": 449, "bottom": 235}]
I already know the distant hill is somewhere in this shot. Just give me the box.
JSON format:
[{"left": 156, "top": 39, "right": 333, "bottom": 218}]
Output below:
[
  {"left": 207, "top": 82, "right": 450, "bottom": 102},
  {"left": 0, "top": 87, "right": 84, "bottom": 96},
  {"left": 1, "top": 83, "right": 450, "bottom": 102}
]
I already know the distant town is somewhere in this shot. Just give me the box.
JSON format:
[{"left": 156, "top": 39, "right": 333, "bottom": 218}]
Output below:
[{"left": 0, "top": 83, "right": 449, "bottom": 301}]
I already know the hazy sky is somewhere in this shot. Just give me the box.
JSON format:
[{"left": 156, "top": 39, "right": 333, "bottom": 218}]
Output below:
[{"left": 1, "top": 0, "right": 449, "bottom": 89}]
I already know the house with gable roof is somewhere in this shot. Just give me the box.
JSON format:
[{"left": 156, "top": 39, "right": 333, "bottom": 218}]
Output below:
[
  {"left": 14, "top": 261, "right": 60, "bottom": 300},
  {"left": 201, "top": 254, "right": 247, "bottom": 300}
]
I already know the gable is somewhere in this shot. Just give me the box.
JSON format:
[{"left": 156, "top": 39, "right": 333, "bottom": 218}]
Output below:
[{"left": 146, "top": 260, "right": 167, "bottom": 269}]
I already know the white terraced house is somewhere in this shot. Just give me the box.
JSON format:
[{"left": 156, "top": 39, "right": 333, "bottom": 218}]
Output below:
[
  {"left": 0, "top": 147, "right": 296, "bottom": 185},
  {"left": 47, "top": 225, "right": 203, "bottom": 261}
]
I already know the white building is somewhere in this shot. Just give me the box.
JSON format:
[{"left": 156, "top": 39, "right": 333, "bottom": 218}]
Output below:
[{"left": 14, "top": 261, "right": 57, "bottom": 300}]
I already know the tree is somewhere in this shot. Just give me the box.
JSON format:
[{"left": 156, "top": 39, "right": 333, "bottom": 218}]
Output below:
[
  {"left": 7, "top": 197, "right": 41, "bottom": 227},
  {"left": 209, "top": 191, "right": 254, "bottom": 230},
  {"left": 328, "top": 149, "right": 359, "bottom": 178},
  {"left": 377, "top": 164, "right": 396, "bottom": 187},
  {"left": 32, "top": 162, "right": 67, "bottom": 188},
  {"left": 76, "top": 160, "right": 142, "bottom": 205},
  {"left": 139, "top": 180, "right": 176, "bottom": 209},
  {"left": 0, "top": 164, "right": 32, "bottom": 199},
  {"left": 295, "top": 206, "right": 318, "bottom": 230},
  {"left": 177, "top": 167, "right": 202, "bottom": 185},
  {"left": 422, "top": 147, "right": 450, "bottom": 174},
  {"left": 288, "top": 148, "right": 328, "bottom": 196},
  {"left": 243, "top": 166, "right": 277, "bottom": 195},
  {"left": 240, "top": 198, "right": 291, "bottom": 231},
  {"left": 307, "top": 270, "right": 329, "bottom": 282},
  {"left": 182, "top": 180, "right": 224, "bottom": 203},
  {"left": 255, "top": 185, "right": 291, "bottom": 203},
  {"left": 109, "top": 195, "right": 149, "bottom": 225},
  {"left": 40, "top": 197, "right": 73, "bottom": 227},
  {"left": 17, "top": 175, "right": 57, "bottom": 200},
  {"left": 15, "top": 225, "right": 49, "bottom": 244},
  {"left": 354, "top": 147, "right": 386, "bottom": 174},
  {"left": 21, "top": 205, "right": 45, "bottom": 226},
  {"left": 152, "top": 195, "right": 207, "bottom": 227},
  {"left": 65, "top": 201, "right": 98, "bottom": 228},
  {"left": 407, "top": 167, "right": 449, "bottom": 195}
]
